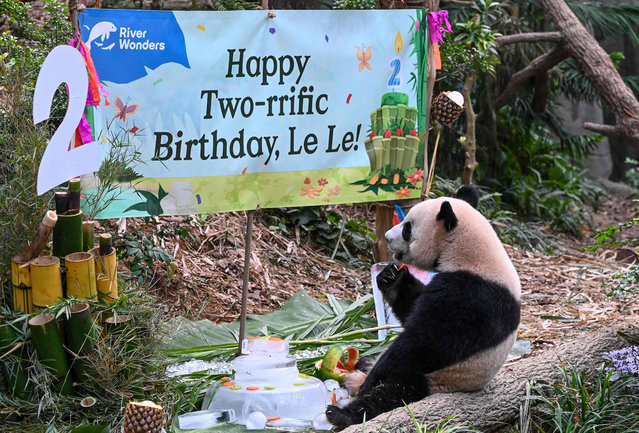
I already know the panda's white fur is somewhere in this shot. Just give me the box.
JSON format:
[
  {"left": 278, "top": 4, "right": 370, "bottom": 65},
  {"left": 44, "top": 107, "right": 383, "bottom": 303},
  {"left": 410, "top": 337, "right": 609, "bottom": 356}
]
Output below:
[{"left": 326, "top": 187, "right": 521, "bottom": 430}]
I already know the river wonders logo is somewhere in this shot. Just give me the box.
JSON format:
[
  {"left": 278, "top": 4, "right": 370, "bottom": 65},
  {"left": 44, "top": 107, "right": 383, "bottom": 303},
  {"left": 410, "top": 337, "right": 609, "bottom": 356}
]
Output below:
[{"left": 80, "top": 11, "right": 190, "bottom": 83}]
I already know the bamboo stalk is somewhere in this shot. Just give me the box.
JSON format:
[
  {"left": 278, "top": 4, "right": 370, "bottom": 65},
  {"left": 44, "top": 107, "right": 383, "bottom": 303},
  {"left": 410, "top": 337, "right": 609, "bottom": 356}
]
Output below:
[
  {"left": 12, "top": 253, "right": 34, "bottom": 313},
  {"left": 99, "top": 233, "right": 113, "bottom": 256},
  {"left": 28, "top": 313, "right": 73, "bottom": 395},
  {"left": 66, "top": 303, "right": 97, "bottom": 381},
  {"left": 65, "top": 252, "right": 97, "bottom": 299},
  {"left": 25, "top": 210, "right": 57, "bottom": 261},
  {"left": 53, "top": 211, "right": 84, "bottom": 258},
  {"left": 82, "top": 221, "right": 95, "bottom": 252},
  {"left": 30, "top": 256, "right": 63, "bottom": 309},
  {"left": 55, "top": 191, "right": 69, "bottom": 214},
  {"left": 68, "top": 177, "right": 82, "bottom": 213},
  {"left": 0, "top": 323, "right": 32, "bottom": 400},
  {"left": 90, "top": 247, "right": 118, "bottom": 303}
]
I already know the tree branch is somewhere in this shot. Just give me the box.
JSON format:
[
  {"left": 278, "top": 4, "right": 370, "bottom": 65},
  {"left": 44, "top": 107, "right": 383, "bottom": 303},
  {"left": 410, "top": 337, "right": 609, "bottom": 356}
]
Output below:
[
  {"left": 496, "top": 31, "right": 563, "bottom": 46},
  {"left": 582, "top": 122, "right": 622, "bottom": 136},
  {"left": 496, "top": 46, "right": 569, "bottom": 109}
]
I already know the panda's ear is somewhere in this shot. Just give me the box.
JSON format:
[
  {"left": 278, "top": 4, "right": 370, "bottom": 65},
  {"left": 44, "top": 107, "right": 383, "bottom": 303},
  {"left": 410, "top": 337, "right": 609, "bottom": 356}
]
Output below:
[
  {"left": 436, "top": 201, "right": 458, "bottom": 232},
  {"left": 456, "top": 185, "right": 479, "bottom": 209}
]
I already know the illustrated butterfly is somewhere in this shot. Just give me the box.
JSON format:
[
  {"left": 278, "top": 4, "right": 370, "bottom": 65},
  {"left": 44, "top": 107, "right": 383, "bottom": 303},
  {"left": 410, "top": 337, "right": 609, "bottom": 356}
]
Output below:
[
  {"left": 356, "top": 44, "right": 372, "bottom": 72},
  {"left": 113, "top": 96, "right": 139, "bottom": 122}
]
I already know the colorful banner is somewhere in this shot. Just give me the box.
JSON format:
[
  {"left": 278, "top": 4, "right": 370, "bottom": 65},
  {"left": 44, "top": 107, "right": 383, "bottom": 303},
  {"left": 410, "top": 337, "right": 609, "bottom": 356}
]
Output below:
[{"left": 79, "top": 9, "right": 426, "bottom": 218}]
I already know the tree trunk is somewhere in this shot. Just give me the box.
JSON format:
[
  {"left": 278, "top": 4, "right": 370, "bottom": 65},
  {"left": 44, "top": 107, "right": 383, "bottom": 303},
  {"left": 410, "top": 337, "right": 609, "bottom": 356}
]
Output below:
[
  {"left": 461, "top": 72, "right": 478, "bottom": 185},
  {"left": 341, "top": 323, "right": 638, "bottom": 433},
  {"left": 539, "top": 0, "right": 639, "bottom": 151}
]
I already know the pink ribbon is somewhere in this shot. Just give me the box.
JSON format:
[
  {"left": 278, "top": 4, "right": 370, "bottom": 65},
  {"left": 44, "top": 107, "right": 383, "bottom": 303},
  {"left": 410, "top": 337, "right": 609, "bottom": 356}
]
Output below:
[{"left": 428, "top": 10, "right": 453, "bottom": 44}]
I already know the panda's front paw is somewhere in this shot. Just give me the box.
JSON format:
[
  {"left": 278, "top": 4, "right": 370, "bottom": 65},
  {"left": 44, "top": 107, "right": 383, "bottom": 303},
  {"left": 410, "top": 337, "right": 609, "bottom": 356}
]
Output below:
[
  {"left": 377, "top": 263, "right": 399, "bottom": 291},
  {"left": 326, "top": 405, "right": 360, "bottom": 431}
]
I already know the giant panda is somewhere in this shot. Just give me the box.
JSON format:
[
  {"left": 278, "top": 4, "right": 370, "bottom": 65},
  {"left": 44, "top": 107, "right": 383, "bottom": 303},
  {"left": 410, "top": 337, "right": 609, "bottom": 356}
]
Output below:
[{"left": 326, "top": 186, "right": 521, "bottom": 430}]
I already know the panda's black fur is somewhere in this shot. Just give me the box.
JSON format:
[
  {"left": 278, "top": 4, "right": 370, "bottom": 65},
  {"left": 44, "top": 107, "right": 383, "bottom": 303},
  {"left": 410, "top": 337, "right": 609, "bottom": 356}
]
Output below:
[{"left": 326, "top": 186, "right": 521, "bottom": 430}]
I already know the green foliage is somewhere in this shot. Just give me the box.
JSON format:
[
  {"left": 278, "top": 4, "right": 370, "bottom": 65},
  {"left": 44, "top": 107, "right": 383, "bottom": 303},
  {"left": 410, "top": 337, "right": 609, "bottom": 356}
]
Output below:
[
  {"left": 488, "top": 110, "right": 602, "bottom": 236},
  {"left": 625, "top": 158, "right": 639, "bottom": 189},
  {"left": 568, "top": 0, "right": 639, "bottom": 45},
  {"left": 583, "top": 205, "right": 638, "bottom": 297},
  {"left": 267, "top": 206, "right": 374, "bottom": 267},
  {"left": 527, "top": 366, "right": 639, "bottom": 433},
  {"left": 83, "top": 122, "right": 144, "bottom": 220},
  {"left": 332, "top": 0, "right": 376, "bottom": 9},
  {"left": 117, "top": 228, "right": 176, "bottom": 287}
]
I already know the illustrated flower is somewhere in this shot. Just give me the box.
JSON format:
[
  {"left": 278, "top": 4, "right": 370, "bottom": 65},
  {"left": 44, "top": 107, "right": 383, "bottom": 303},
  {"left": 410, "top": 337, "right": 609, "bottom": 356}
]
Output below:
[
  {"left": 304, "top": 177, "right": 311, "bottom": 184},
  {"left": 318, "top": 178, "right": 328, "bottom": 186},
  {"left": 301, "top": 186, "right": 323, "bottom": 199},
  {"left": 395, "top": 186, "right": 412, "bottom": 199},
  {"left": 327, "top": 185, "right": 341, "bottom": 196},
  {"left": 406, "top": 168, "right": 425, "bottom": 185}
]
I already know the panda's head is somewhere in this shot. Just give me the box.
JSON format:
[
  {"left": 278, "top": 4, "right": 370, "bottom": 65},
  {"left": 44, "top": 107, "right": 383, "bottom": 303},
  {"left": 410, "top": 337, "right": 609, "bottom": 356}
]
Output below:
[{"left": 385, "top": 186, "right": 494, "bottom": 272}]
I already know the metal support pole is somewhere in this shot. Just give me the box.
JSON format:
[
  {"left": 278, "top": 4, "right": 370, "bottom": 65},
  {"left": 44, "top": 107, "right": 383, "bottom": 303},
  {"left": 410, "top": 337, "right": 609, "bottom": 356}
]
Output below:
[{"left": 236, "top": 209, "right": 254, "bottom": 355}]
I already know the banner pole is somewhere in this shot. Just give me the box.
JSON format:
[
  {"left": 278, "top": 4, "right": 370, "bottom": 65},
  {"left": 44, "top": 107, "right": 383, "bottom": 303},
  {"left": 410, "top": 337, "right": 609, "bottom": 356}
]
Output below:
[{"left": 237, "top": 209, "right": 254, "bottom": 355}]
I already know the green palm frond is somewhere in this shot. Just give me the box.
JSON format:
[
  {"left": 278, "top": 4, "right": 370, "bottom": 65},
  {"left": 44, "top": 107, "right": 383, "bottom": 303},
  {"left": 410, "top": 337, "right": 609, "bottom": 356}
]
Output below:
[{"left": 568, "top": 1, "right": 639, "bottom": 44}]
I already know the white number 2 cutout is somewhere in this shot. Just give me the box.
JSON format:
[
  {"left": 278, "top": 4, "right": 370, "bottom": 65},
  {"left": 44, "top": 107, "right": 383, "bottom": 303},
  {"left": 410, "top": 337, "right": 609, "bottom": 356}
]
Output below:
[{"left": 33, "top": 45, "right": 101, "bottom": 196}]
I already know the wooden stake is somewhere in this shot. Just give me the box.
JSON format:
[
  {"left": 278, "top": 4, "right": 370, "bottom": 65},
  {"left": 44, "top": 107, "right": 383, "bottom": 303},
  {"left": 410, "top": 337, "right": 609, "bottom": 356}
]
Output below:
[
  {"left": 237, "top": 210, "right": 254, "bottom": 356},
  {"left": 424, "top": 128, "right": 442, "bottom": 197}
]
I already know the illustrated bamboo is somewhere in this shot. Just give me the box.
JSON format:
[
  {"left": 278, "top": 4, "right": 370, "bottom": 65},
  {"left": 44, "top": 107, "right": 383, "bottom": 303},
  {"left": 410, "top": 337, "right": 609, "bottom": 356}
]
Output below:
[
  {"left": 30, "top": 255, "right": 63, "bottom": 309},
  {"left": 12, "top": 253, "right": 34, "bottom": 313},
  {"left": 65, "top": 303, "right": 97, "bottom": 381},
  {"left": 53, "top": 210, "right": 83, "bottom": 258},
  {"left": 0, "top": 323, "right": 32, "bottom": 400},
  {"left": 91, "top": 246, "right": 118, "bottom": 302},
  {"left": 28, "top": 313, "right": 73, "bottom": 395},
  {"left": 68, "top": 177, "right": 82, "bottom": 213},
  {"left": 82, "top": 221, "right": 95, "bottom": 252},
  {"left": 65, "top": 252, "right": 97, "bottom": 299},
  {"left": 25, "top": 210, "right": 57, "bottom": 261}
]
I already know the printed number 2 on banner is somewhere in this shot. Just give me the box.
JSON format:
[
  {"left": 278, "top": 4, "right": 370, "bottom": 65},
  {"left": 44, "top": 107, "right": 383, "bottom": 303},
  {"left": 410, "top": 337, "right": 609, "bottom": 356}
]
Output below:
[
  {"left": 33, "top": 45, "right": 101, "bottom": 196},
  {"left": 388, "top": 57, "right": 402, "bottom": 88}
]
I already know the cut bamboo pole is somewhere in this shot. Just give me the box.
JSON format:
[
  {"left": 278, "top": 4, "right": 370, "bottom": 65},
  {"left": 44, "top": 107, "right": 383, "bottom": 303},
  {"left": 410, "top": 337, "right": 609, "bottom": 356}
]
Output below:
[
  {"left": 0, "top": 323, "right": 32, "bottom": 400},
  {"left": 65, "top": 252, "right": 97, "bottom": 299},
  {"left": 12, "top": 253, "right": 34, "bottom": 314},
  {"left": 53, "top": 211, "right": 84, "bottom": 258},
  {"left": 104, "top": 314, "right": 131, "bottom": 335},
  {"left": 55, "top": 191, "right": 69, "bottom": 214},
  {"left": 65, "top": 302, "right": 97, "bottom": 381},
  {"left": 68, "top": 177, "right": 81, "bottom": 213},
  {"left": 91, "top": 246, "right": 118, "bottom": 303},
  {"left": 99, "top": 233, "right": 113, "bottom": 256},
  {"left": 82, "top": 221, "right": 95, "bottom": 252},
  {"left": 30, "top": 256, "right": 63, "bottom": 309},
  {"left": 25, "top": 210, "right": 57, "bottom": 261},
  {"left": 28, "top": 313, "right": 73, "bottom": 395}
]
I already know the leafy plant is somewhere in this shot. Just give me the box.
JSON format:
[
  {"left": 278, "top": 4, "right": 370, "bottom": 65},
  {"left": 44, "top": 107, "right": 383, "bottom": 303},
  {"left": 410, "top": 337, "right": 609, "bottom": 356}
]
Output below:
[
  {"left": 266, "top": 206, "right": 374, "bottom": 267},
  {"left": 625, "top": 158, "right": 639, "bottom": 189},
  {"left": 333, "top": 0, "right": 376, "bottom": 9},
  {"left": 583, "top": 205, "right": 639, "bottom": 297},
  {"left": 527, "top": 366, "right": 639, "bottom": 433},
  {"left": 117, "top": 229, "right": 175, "bottom": 287}
]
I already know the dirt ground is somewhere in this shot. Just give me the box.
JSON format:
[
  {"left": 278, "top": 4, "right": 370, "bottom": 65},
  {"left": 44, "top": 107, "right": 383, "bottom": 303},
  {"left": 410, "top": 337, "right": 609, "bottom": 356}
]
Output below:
[{"left": 107, "top": 187, "right": 639, "bottom": 355}]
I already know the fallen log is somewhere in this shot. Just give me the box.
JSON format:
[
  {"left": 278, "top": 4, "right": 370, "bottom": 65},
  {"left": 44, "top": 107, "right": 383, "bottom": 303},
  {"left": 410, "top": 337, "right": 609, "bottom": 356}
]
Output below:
[{"left": 342, "top": 323, "right": 638, "bottom": 433}]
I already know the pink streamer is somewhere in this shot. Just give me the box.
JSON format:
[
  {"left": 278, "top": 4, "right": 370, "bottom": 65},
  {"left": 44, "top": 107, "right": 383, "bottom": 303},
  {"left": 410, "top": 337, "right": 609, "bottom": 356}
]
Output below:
[{"left": 428, "top": 10, "right": 453, "bottom": 44}]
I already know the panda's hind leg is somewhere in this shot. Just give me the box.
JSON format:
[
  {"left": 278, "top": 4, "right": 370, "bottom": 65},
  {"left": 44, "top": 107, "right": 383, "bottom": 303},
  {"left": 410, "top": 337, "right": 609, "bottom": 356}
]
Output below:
[{"left": 326, "top": 373, "right": 430, "bottom": 430}]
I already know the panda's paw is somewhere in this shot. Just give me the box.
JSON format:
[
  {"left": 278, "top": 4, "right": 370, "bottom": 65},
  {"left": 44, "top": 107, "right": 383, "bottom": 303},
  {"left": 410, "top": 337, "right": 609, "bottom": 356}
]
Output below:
[
  {"left": 377, "top": 263, "right": 401, "bottom": 293},
  {"left": 326, "top": 405, "right": 360, "bottom": 431}
]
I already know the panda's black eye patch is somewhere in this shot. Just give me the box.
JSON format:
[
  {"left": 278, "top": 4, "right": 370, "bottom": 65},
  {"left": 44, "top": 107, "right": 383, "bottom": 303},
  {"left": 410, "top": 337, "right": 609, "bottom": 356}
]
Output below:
[{"left": 402, "top": 221, "right": 412, "bottom": 242}]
